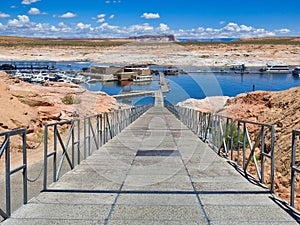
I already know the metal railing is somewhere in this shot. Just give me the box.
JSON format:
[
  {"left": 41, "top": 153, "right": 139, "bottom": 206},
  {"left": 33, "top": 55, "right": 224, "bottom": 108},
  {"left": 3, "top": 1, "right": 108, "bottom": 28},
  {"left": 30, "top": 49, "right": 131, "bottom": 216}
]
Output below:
[
  {"left": 43, "top": 119, "right": 80, "bottom": 190},
  {"left": 237, "top": 120, "right": 275, "bottom": 192},
  {"left": 166, "top": 105, "right": 275, "bottom": 192},
  {"left": 0, "top": 128, "right": 27, "bottom": 219},
  {"left": 83, "top": 105, "right": 151, "bottom": 159},
  {"left": 291, "top": 130, "right": 300, "bottom": 207},
  {"left": 43, "top": 104, "right": 151, "bottom": 190},
  {"left": 4, "top": 103, "right": 300, "bottom": 219}
]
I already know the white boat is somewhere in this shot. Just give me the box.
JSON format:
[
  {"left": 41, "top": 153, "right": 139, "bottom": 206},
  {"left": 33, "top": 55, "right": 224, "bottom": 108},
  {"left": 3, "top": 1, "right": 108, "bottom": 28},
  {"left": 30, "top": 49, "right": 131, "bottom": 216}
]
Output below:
[
  {"left": 292, "top": 67, "right": 300, "bottom": 77},
  {"left": 18, "top": 73, "right": 33, "bottom": 82},
  {"left": 69, "top": 74, "right": 87, "bottom": 84},
  {"left": 259, "top": 64, "right": 291, "bottom": 73},
  {"left": 31, "top": 73, "right": 46, "bottom": 83},
  {"left": 133, "top": 75, "right": 153, "bottom": 82}
]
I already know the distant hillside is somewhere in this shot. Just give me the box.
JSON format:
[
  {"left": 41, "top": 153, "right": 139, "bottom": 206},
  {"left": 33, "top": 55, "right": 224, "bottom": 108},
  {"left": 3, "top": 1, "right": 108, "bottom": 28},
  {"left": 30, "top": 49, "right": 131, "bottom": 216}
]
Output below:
[
  {"left": 0, "top": 36, "right": 133, "bottom": 47},
  {"left": 129, "top": 34, "right": 176, "bottom": 42}
]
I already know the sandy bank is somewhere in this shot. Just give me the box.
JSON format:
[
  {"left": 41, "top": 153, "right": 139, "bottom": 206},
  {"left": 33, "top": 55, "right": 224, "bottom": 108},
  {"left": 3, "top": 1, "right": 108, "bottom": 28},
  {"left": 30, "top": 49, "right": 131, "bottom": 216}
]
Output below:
[{"left": 1, "top": 43, "right": 300, "bottom": 67}]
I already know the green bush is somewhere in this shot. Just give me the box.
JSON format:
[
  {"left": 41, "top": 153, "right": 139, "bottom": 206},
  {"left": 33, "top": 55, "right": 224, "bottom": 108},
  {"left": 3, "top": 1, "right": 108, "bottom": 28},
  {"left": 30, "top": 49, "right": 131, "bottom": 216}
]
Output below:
[{"left": 61, "top": 95, "right": 81, "bottom": 105}]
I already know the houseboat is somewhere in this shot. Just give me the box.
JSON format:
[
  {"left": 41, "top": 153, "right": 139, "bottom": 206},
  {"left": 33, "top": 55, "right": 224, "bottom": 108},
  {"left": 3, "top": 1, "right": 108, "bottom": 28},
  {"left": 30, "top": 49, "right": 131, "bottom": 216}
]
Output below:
[
  {"left": 133, "top": 74, "right": 153, "bottom": 82},
  {"left": 259, "top": 64, "right": 291, "bottom": 73}
]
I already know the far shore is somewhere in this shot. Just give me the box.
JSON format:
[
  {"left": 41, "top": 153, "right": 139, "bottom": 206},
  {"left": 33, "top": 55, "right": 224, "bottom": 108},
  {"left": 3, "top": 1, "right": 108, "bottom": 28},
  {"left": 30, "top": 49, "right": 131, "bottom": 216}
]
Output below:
[{"left": 1, "top": 37, "right": 300, "bottom": 67}]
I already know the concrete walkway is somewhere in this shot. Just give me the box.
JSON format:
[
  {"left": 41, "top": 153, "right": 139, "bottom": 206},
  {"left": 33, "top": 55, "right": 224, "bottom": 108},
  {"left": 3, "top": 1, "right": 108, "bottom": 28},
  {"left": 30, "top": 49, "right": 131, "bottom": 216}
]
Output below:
[{"left": 2, "top": 107, "right": 299, "bottom": 224}]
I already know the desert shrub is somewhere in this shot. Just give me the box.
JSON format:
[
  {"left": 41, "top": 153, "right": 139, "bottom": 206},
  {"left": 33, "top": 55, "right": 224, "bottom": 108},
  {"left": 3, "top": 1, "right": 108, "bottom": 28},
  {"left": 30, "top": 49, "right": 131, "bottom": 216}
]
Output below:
[{"left": 61, "top": 95, "right": 81, "bottom": 105}]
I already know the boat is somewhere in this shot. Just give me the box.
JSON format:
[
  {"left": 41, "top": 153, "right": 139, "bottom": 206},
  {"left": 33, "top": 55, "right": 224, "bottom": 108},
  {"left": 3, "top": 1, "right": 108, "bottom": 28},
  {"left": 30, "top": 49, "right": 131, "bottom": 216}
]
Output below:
[
  {"left": 132, "top": 75, "right": 153, "bottom": 82},
  {"left": 69, "top": 74, "right": 87, "bottom": 84},
  {"left": 230, "top": 64, "right": 249, "bottom": 74},
  {"left": 259, "top": 64, "right": 291, "bottom": 73},
  {"left": 292, "top": 67, "right": 300, "bottom": 77},
  {"left": 230, "top": 64, "right": 246, "bottom": 71},
  {"left": 163, "top": 67, "right": 187, "bottom": 75}
]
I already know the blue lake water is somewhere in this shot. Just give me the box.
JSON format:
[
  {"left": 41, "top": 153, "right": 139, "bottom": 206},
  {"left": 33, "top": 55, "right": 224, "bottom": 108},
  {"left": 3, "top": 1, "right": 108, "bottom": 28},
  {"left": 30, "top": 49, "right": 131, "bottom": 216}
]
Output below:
[
  {"left": 1, "top": 61, "right": 299, "bottom": 106},
  {"left": 82, "top": 67, "right": 300, "bottom": 106}
]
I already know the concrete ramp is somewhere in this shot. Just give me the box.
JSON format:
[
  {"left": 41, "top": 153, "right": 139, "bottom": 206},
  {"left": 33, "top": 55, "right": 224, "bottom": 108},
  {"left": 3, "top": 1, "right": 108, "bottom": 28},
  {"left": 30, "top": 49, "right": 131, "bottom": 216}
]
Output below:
[{"left": 2, "top": 107, "right": 299, "bottom": 224}]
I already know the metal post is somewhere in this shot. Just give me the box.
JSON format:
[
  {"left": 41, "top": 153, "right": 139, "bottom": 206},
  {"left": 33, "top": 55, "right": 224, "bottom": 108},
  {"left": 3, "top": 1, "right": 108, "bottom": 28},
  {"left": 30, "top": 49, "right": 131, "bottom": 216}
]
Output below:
[
  {"left": 83, "top": 118, "right": 87, "bottom": 159},
  {"left": 5, "top": 135, "right": 11, "bottom": 217},
  {"left": 260, "top": 126, "right": 265, "bottom": 184},
  {"left": 71, "top": 122, "right": 75, "bottom": 168},
  {"left": 270, "top": 126, "right": 275, "bottom": 193},
  {"left": 43, "top": 126, "right": 48, "bottom": 190},
  {"left": 291, "top": 131, "right": 296, "bottom": 207},
  {"left": 22, "top": 131, "right": 28, "bottom": 205},
  {"left": 77, "top": 120, "right": 80, "bottom": 164},
  {"left": 53, "top": 125, "right": 57, "bottom": 182}
]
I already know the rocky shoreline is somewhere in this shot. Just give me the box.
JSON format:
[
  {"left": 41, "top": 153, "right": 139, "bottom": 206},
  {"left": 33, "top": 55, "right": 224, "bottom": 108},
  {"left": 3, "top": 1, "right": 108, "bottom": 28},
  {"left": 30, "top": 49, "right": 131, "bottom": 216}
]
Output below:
[{"left": 0, "top": 72, "right": 118, "bottom": 149}]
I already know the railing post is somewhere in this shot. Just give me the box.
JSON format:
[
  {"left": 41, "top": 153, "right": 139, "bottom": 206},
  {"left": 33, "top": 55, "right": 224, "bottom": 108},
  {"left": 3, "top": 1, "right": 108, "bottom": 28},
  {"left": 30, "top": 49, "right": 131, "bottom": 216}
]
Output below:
[
  {"left": 43, "top": 126, "right": 48, "bottom": 191},
  {"left": 77, "top": 120, "right": 80, "bottom": 165},
  {"left": 291, "top": 131, "right": 297, "bottom": 207},
  {"left": 5, "top": 135, "right": 11, "bottom": 217},
  {"left": 83, "top": 117, "right": 87, "bottom": 159},
  {"left": 53, "top": 125, "right": 57, "bottom": 182},
  {"left": 100, "top": 114, "right": 103, "bottom": 147},
  {"left": 270, "top": 126, "right": 275, "bottom": 193},
  {"left": 22, "top": 131, "right": 28, "bottom": 205}
]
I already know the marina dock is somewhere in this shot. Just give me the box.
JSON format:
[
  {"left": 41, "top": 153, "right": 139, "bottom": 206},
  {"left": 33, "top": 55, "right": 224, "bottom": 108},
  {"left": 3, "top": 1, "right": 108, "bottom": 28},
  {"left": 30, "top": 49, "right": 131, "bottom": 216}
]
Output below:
[{"left": 113, "top": 72, "right": 170, "bottom": 99}]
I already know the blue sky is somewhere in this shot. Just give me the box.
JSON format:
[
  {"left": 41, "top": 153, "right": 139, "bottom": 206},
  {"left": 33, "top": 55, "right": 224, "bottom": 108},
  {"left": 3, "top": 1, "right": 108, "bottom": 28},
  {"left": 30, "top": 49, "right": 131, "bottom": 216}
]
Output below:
[{"left": 0, "top": 0, "right": 299, "bottom": 38}]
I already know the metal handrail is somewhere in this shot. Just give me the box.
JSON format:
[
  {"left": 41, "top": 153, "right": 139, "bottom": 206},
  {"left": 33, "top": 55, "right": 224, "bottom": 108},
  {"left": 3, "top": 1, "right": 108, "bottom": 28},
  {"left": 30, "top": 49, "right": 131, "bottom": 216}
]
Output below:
[
  {"left": 237, "top": 120, "right": 275, "bottom": 192},
  {"left": 43, "top": 104, "right": 151, "bottom": 190},
  {"left": 43, "top": 119, "right": 80, "bottom": 190},
  {"left": 167, "top": 105, "right": 275, "bottom": 193},
  {"left": 84, "top": 114, "right": 102, "bottom": 158},
  {"left": 0, "top": 128, "right": 27, "bottom": 219},
  {"left": 291, "top": 130, "right": 300, "bottom": 207}
]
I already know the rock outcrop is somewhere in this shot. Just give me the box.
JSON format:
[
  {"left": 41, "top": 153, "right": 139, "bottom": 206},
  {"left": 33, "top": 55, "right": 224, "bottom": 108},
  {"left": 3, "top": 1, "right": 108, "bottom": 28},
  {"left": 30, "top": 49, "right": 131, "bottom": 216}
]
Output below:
[{"left": 0, "top": 72, "right": 118, "bottom": 150}]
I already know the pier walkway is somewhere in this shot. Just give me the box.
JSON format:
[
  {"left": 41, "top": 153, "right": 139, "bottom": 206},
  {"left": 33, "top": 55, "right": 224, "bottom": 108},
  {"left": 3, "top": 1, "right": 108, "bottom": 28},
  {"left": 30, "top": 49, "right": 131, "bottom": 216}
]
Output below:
[
  {"left": 2, "top": 107, "right": 299, "bottom": 224},
  {"left": 113, "top": 72, "right": 169, "bottom": 99}
]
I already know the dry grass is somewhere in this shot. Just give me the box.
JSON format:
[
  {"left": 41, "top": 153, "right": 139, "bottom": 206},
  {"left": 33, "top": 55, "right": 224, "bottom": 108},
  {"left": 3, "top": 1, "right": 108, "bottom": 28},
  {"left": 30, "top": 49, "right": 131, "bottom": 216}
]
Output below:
[{"left": 0, "top": 36, "right": 133, "bottom": 47}]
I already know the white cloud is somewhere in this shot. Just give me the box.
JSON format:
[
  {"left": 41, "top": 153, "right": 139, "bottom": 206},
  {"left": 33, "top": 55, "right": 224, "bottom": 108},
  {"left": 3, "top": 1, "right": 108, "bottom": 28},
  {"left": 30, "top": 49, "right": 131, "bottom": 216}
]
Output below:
[
  {"left": 19, "top": 15, "right": 30, "bottom": 23},
  {"left": 8, "top": 15, "right": 30, "bottom": 27},
  {"left": 97, "top": 14, "right": 106, "bottom": 23},
  {"left": 173, "top": 22, "right": 276, "bottom": 39},
  {"left": 275, "top": 28, "right": 291, "bottom": 34},
  {"left": 157, "top": 23, "right": 169, "bottom": 32},
  {"left": 0, "top": 12, "right": 10, "bottom": 18},
  {"left": 21, "top": 0, "right": 40, "bottom": 5},
  {"left": 240, "top": 25, "right": 253, "bottom": 32},
  {"left": 224, "top": 22, "right": 240, "bottom": 32},
  {"left": 59, "top": 12, "right": 77, "bottom": 19},
  {"left": 97, "top": 14, "right": 106, "bottom": 18},
  {"left": 97, "top": 18, "right": 105, "bottom": 23},
  {"left": 10, "top": 6, "right": 17, "bottom": 9},
  {"left": 128, "top": 23, "right": 154, "bottom": 33},
  {"left": 141, "top": 13, "right": 160, "bottom": 19},
  {"left": 76, "top": 22, "right": 92, "bottom": 30},
  {"left": 219, "top": 21, "right": 226, "bottom": 25},
  {"left": 109, "top": 14, "right": 115, "bottom": 19},
  {"left": 28, "top": 8, "right": 40, "bottom": 15},
  {"left": 0, "top": 19, "right": 281, "bottom": 39}
]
